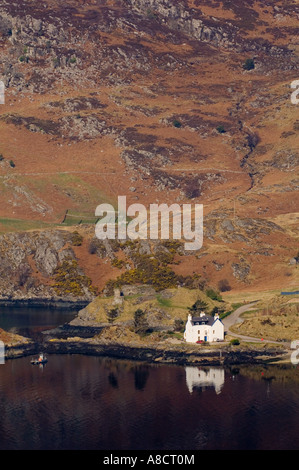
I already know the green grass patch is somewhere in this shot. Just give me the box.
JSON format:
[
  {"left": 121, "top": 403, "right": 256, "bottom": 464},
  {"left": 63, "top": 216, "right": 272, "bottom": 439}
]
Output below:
[
  {"left": 156, "top": 295, "right": 172, "bottom": 308},
  {"left": 0, "top": 217, "right": 54, "bottom": 233}
]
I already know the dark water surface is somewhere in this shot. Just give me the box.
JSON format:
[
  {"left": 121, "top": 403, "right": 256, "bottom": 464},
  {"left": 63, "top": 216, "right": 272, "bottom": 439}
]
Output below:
[
  {"left": 1, "top": 307, "right": 299, "bottom": 450},
  {"left": 1, "top": 355, "right": 299, "bottom": 450},
  {"left": 0, "top": 305, "right": 78, "bottom": 339}
]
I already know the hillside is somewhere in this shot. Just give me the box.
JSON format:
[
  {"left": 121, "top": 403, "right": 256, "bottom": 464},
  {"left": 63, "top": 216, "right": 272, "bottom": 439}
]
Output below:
[
  {"left": 70, "top": 285, "right": 225, "bottom": 327},
  {"left": 0, "top": 0, "right": 298, "bottom": 299}
]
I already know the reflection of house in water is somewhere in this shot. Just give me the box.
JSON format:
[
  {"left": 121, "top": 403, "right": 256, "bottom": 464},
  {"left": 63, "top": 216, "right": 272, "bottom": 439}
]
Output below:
[{"left": 185, "top": 367, "right": 225, "bottom": 394}]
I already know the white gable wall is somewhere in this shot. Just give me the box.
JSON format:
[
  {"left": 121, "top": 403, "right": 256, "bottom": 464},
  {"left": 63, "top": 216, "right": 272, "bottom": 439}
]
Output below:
[{"left": 212, "top": 318, "right": 224, "bottom": 341}]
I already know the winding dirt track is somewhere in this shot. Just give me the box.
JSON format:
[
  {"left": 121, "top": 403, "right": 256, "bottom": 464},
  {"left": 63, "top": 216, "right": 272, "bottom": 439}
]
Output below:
[{"left": 222, "top": 302, "right": 287, "bottom": 345}]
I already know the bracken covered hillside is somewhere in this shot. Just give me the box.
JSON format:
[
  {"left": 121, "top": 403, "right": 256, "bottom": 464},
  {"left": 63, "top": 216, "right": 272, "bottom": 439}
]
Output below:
[{"left": 0, "top": 0, "right": 298, "bottom": 299}]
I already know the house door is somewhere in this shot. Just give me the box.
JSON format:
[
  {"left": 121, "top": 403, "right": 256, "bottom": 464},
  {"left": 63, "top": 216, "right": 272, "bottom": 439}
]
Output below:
[{"left": 204, "top": 335, "right": 207, "bottom": 342}]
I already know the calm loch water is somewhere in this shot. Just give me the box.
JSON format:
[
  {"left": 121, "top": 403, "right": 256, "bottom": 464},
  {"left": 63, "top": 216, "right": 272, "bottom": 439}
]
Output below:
[
  {"left": 1, "top": 307, "right": 299, "bottom": 450},
  {"left": 1, "top": 355, "right": 299, "bottom": 450}
]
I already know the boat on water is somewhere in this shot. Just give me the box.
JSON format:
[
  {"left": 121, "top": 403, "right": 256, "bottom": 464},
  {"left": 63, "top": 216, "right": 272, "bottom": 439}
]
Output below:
[{"left": 31, "top": 353, "right": 48, "bottom": 365}]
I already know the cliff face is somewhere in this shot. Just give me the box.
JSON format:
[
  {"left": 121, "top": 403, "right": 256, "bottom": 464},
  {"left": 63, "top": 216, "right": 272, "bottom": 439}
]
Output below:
[{"left": 0, "top": 0, "right": 298, "bottom": 299}]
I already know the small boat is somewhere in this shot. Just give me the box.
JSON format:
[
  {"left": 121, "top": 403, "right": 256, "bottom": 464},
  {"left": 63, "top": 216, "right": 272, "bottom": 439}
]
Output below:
[{"left": 31, "top": 353, "right": 48, "bottom": 365}]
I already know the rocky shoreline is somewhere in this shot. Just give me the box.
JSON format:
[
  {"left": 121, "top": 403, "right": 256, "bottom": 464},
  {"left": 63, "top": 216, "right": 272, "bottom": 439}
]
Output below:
[{"left": 3, "top": 323, "right": 290, "bottom": 366}]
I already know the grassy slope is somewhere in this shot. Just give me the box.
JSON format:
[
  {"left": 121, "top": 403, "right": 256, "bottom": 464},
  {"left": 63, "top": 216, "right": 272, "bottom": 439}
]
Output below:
[{"left": 79, "top": 287, "right": 223, "bottom": 326}]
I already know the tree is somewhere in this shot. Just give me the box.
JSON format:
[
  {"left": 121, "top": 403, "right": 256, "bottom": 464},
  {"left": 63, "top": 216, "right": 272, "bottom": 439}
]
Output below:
[
  {"left": 188, "top": 299, "right": 208, "bottom": 316},
  {"left": 134, "top": 308, "right": 149, "bottom": 334},
  {"left": 211, "top": 306, "right": 225, "bottom": 316},
  {"left": 107, "top": 308, "right": 119, "bottom": 324}
]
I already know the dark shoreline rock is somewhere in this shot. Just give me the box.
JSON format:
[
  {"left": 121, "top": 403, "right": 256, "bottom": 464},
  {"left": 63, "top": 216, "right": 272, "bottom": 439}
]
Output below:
[
  {"left": 3, "top": 334, "right": 288, "bottom": 366},
  {"left": 43, "top": 341, "right": 288, "bottom": 366},
  {"left": 0, "top": 298, "right": 89, "bottom": 310},
  {"left": 5, "top": 341, "right": 39, "bottom": 359},
  {"left": 43, "top": 323, "right": 105, "bottom": 339}
]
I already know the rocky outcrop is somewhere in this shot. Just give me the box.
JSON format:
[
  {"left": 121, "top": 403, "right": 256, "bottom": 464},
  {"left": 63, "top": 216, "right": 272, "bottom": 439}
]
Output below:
[
  {"left": 127, "top": 0, "right": 294, "bottom": 58},
  {"left": 128, "top": 0, "right": 236, "bottom": 48},
  {"left": 0, "top": 229, "right": 96, "bottom": 303}
]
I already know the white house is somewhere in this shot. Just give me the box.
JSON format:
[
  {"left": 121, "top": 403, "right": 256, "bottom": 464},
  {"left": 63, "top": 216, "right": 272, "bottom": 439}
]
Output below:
[{"left": 184, "top": 312, "right": 224, "bottom": 343}]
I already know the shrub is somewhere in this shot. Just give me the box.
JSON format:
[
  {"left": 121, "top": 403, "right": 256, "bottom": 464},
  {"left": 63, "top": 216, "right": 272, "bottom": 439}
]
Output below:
[
  {"left": 162, "top": 240, "right": 183, "bottom": 253},
  {"left": 243, "top": 58, "right": 255, "bottom": 70},
  {"left": 218, "top": 279, "right": 231, "bottom": 292},
  {"left": 111, "top": 258, "right": 125, "bottom": 269},
  {"left": 173, "top": 119, "right": 182, "bottom": 128},
  {"left": 71, "top": 230, "right": 83, "bottom": 246},
  {"left": 177, "top": 273, "right": 206, "bottom": 290},
  {"left": 206, "top": 288, "right": 223, "bottom": 302},
  {"left": 230, "top": 338, "right": 240, "bottom": 345},
  {"left": 88, "top": 239, "right": 98, "bottom": 254},
  {"left": 216, "top": 125, "right": 226, "bottom": 134},
  {"left": 154, "top": 249, "right": 175, "bottom": 265},
  {"left": 9, "top": 160, "right": 15, "bottom": 168},
  {"left": 106, "top": 253, "right": 178, "bottom": 292},
  {"left": 19, "top": 55, "right": 29, "bottom": 63},
  {"left": 173, "top": 318, "right": 185, "bottom": 332},
  {"left": 53, "top": 258, "right": 96, "bottom": 296}
]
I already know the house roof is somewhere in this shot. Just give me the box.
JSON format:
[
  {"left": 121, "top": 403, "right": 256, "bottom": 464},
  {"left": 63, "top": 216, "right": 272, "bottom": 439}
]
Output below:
[
  {"left": 191, "top": 315, "right": 214, "bottom": 326},
  {"left": 190, "top": 315, "right": 223, "bottom": 326}
]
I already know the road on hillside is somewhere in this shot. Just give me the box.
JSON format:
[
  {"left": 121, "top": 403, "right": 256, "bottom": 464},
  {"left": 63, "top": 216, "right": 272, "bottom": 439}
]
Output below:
[{"left": 222, "top": 302, "right": 287, "bottom": 345}]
